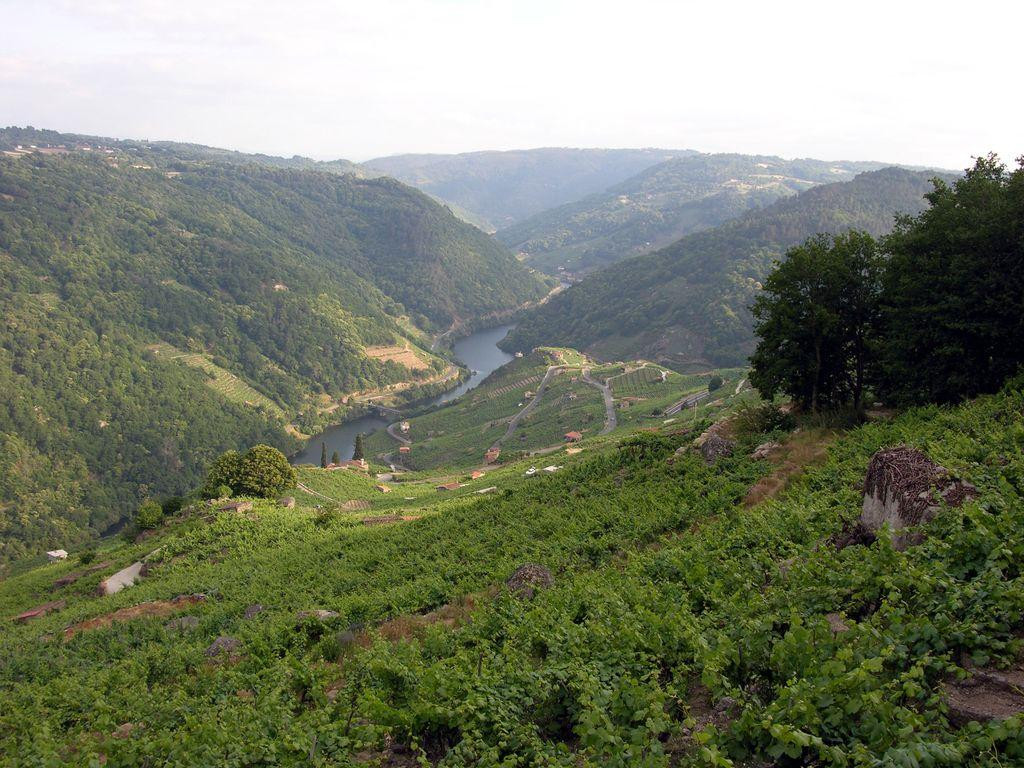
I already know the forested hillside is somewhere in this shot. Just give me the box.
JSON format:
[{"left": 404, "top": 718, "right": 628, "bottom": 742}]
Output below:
[
  {"left": 503, "top": 168, "right": 950, "bottom": 368},
  {"left": 363, "top": 148, "right": 691, "bottom": 230},
  {"left": 499, "top": 154, "right": 891, "bottom": 274},
  {"left": 0, "top": 138, "right": 546, "bottom": 561}
]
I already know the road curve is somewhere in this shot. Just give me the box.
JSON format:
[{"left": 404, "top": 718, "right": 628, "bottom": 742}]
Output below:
[
  {"left": 491, "top": 365, "right": 566, "bottom": 449},
  {"left": 582, "top": 367, "right": 617, "bottom": 434}
]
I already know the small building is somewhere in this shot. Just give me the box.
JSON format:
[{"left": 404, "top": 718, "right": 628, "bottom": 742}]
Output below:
[
  {"left": 542, "top": 465, "right": 562, "bottom": 473},
  {"left": 278, "top": 497, "right": 296, "bottom": 509},
  {"left": 436, "top": 482, "right": 461, "bottom": 492},
  {"left": 484, "top": 447, "right": 501, "bottom": 463},
  {"left": 219, "top": 501, "right": 254, "bottom": 513},
  {"left": 375, "top": 484, "right": 392, "bottom": 493},
  {"left": 399, "top": 421, "right": 410, "bottom": 433},
  {"left": 564, "top": 431, "right": 583, "bottom": 443},
  {"left": 46, "top": 549, "right": 68, "bottom": 562},
  {"left": 470, "top": 470, "right": 485, "bottom": 480},
  {"left": 343, "top": 459, "right": 369, "bottom": 471},
  {"left": 476, "top": 486, "right": 497, "bottom": 494},
  {"left": 398, "top": 445, "right": 411, "bottom": 454}
]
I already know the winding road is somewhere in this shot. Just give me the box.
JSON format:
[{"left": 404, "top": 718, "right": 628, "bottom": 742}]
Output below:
[
  {"left": 490, "top": 365, "right": 567, "bottom": 449},
  {"left": 581, "top": 367, "right": 617, "bottom": 434}
]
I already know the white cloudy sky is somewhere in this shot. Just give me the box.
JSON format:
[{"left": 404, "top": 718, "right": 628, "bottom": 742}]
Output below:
[{"left": 1, "top": 0, "right": 1020, "bottom": 168}]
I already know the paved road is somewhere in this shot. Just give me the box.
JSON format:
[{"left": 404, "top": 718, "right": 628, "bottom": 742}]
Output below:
[
  {"left": 665, "top": 389, "right": 710, "bottom": 416},
  {"left": 582, "top": 367, "right": 617, "bottom": 434},
  {"left": 386, "top": 422, "right": 412, "bottom": 445},
  {"left": 491, "top": 365, "right": 566, "bottom": 449}
]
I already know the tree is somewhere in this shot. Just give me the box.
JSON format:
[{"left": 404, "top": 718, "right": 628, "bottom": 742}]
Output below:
[
  {"left": 708, "top": 375, "right": 723, "bottom": 392},
  {"left": 353, "top": 433, "right": 365, "bottom": 461},
  {"left": 235, "top": 445, "right": 297, "bottom": 498},
  {"left": 877, "top": 155, "right": 1024, "bottom": 404},
  {"left": 135, "top": 499, "right": 165, "bottom": 529},
  {"left": 320, "top": 442, "right": 328, "bottom": 469},
  {"left": 202, "top": 450, "right": 243, "bottom": 498},
  {"left": 750, "top": 231, "right": 882, "bottom": 412},
  {"left": 331, "top": 450, "right": 340, "bottom": 465}
]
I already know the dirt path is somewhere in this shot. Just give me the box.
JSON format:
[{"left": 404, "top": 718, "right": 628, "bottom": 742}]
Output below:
[
  {"left": 665, "top": 389, "right": 709, "bottom": 416},
  {"left": 386, "top": 422, "right": 412, "bottom": 445},
  {"left": 582, "top": 367, "right": 617, "bottom": 434},
  {"left": 491, "top": 365, "right": 567, "bottom": 449},
  {"left": 296, "top": 482, "right": 340, "bottom": 504}
]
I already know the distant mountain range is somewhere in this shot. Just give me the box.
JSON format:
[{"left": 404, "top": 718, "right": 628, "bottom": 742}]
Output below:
[
  {"left": 502, "top": 167, "right": 956, "bottom": 369},
  {"left": 363, "top": 148, "right": 694, "bottom": 230},
  {"left": 0, "top": 127, "right": 547, "bottom": 561},
  {"left": 497, "top": 154, "right": 900, "bottom": 274}
]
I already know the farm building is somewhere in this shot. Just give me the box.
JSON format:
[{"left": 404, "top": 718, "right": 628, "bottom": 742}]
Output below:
[
  {"left": 399, "top": 421, "right": 410, "bottom": 433},
  {"left": 375, "top": 484, "right": 392, "bottom": 493},
  {"left": 470, "top": 470, "right": 486, "bottom": 480},
  {"left": 436, "top": 482, "right": 461, "bottom": 492},
  {"left": 46, "top": 550, "right": 68, "bottom": 562},
  {"left": 398, "top": 445, "right": 411, "bottom": 454},
  {"left": 484, "top": 447, "right": 501, "bottom": 463},
  {"left": 564, "top": 431, "right": 583, "bottom": 442}
]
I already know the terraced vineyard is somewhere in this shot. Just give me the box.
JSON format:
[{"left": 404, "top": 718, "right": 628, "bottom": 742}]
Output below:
[
  {"left": 147, "top": 343, "right": 284, "bottom": 416},
  {"left": 3, "top": 378, "right": 1023, "bottom": 765}
]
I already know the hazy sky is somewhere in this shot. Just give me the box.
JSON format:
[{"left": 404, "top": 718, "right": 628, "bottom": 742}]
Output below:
[{"left": 2, "top": 0, "right": 1020, "bottom": 168}]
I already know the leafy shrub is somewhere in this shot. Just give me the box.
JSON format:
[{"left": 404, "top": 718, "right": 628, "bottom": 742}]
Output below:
[
  {"left": 134, "top": 499, "right": 165, "bottom": 530},
  {"left": 161, "top": 496, "right": 185, "bottom": 515},
  {"left": 78, "top": 548, "right": 96, "bottom": 565},
  {"left": 708, "top": 375, "right": 724, "bottom": 392},
  {"left": 215, "top": 484, "right": 233, "bottom": 499},
  {"left": 202, "top": 450, "right": 243, "bottom": 498},
  {"left": 734, "top": 401, "right": 796, "bottom": 437}
]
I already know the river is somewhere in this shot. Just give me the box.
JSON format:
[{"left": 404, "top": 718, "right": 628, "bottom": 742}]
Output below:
[{"left": 290, "top": 324, "right": 515, "bottom": 465}]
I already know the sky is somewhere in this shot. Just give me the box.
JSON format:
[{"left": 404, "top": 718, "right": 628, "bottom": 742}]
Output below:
[{"left": 1, "top": 0, "right": 1020, "bottom": 169}]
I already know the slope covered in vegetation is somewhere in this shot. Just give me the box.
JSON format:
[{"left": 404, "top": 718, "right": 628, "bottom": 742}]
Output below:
[
  {"left": 1, "top": 378, "right": 1022, "bottom": 766},
  {"left": 499, "top": 154, "right": 891, "bottom": 274},
  {"left": 363, "top": 148, "right": 691, "bottom": 230},
  {"left": 0, "top": 134, "right": 547, "bottom": 561},
  {"left": 504, "top": 168, "right": 948, "bottom": 368}
]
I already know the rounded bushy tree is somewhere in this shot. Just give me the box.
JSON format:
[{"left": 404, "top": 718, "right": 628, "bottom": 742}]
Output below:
[
  {"left": 202, "top": 450, "right": 243, "bottom": 499},
  {"left": 135, "top": 499, "right": 165, "bottom": 530},
  {"left": 236, "top": 444, "right": 296, "bottom": 498},
  {"left": 708, "top": 375, "right": 724, "bottom": 392}
]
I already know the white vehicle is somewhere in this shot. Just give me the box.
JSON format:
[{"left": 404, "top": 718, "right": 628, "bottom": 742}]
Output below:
[{"left": 524, "top": 466, "right": 537, "bottom": 477}]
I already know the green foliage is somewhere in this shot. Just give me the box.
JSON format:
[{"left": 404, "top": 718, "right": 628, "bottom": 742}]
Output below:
[
  {"left": 732, "top": 401, "right": 796, "bottom": 437},
  {"left": 134, "top": 499, "right": 165, "bottom": 530},
  {"left": 202, "top": 451, "right": 244, "bottom": 499},
  {"left": 750, "top": 230, "right": 882, "bottom": 411},
  {"left": 234, "top": 445, "right": 297, "bottom": 498},
  {"left": 0, "top": 128, "right": 546, "bottom": 561},
  {"left": 505, "top": 168, "right": 944, "bottom": 367},
  {"left": 1, "top": 385, "right": 1022, "bottom": 764},
  {"left": 320, "top": 442, "right": 328, "bottom": 469},
  {"left": 352, "top": 434, "right": 365, "bottom": 461},
  {"left": 77, "top": 548, "right": 96, "bottom": 565},
  {"left": 708, "top": 374, "right": 723, "bottom": 392},
  {"left": 878, "top": 154, "right": 1024, "bottom": 405},
  {"left": 214, "top": 484, "right": 233, "bottom": 500}
]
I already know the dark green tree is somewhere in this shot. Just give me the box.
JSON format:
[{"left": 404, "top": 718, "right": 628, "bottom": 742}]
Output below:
[
  {"left": 320, "top": 442, "right": 328, "bottom": 469},
  {"left": 235, "top": 444, "right": 297, "bottom": 498},
  {"left": 877, "top": 155, "right": 1024, "bottom": 404},
  {"left": 331, "top": 450, "right": 340, "bottom": 465},
  {"left": 750, "top": 231, "right": 882, "bottom": 412},
  {"left": 353, "top": 433, "right": 365, "bottom": 461},
  {"left": 708, "top": 375, "right": 723, "bottom": 392}
]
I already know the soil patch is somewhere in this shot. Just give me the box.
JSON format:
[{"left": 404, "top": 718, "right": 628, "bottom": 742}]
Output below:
[{"left": 63, "top": 594, "right": 206, "bottom": 639}]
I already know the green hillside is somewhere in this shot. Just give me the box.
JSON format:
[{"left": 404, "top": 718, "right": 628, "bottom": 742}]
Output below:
[
  {"left": 0, "top": 131, "right": 547, "bottom": 561},
  {"left": 363, "top": 148, "right": 692, "bottom": 230},
  {"left": 503, "top": 167, "right": 950, "bottom": 368},
  {"left": 498, "top": 154, "right": 895, "bottom": 274},
  {"left": 2, "top": 377, "right": 1022, "bottom": 765}
]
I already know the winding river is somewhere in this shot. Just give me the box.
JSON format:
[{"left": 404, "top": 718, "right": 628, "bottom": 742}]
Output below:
[{"left": 290, "top": 324, "right": 515, "bottom": 465}]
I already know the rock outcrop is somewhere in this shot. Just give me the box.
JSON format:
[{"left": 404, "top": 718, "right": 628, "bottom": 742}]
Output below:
[
  {"left": 506, "top": 563, "right": 553, "bottom": 599},
  {"left": 836, "top": 445, "right": 978, "bottom": 550}
]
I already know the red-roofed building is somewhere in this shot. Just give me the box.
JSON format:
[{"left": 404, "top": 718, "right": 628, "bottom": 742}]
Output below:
[{"left": 564, "top": 431, "right": 583, "bottom": 442}]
